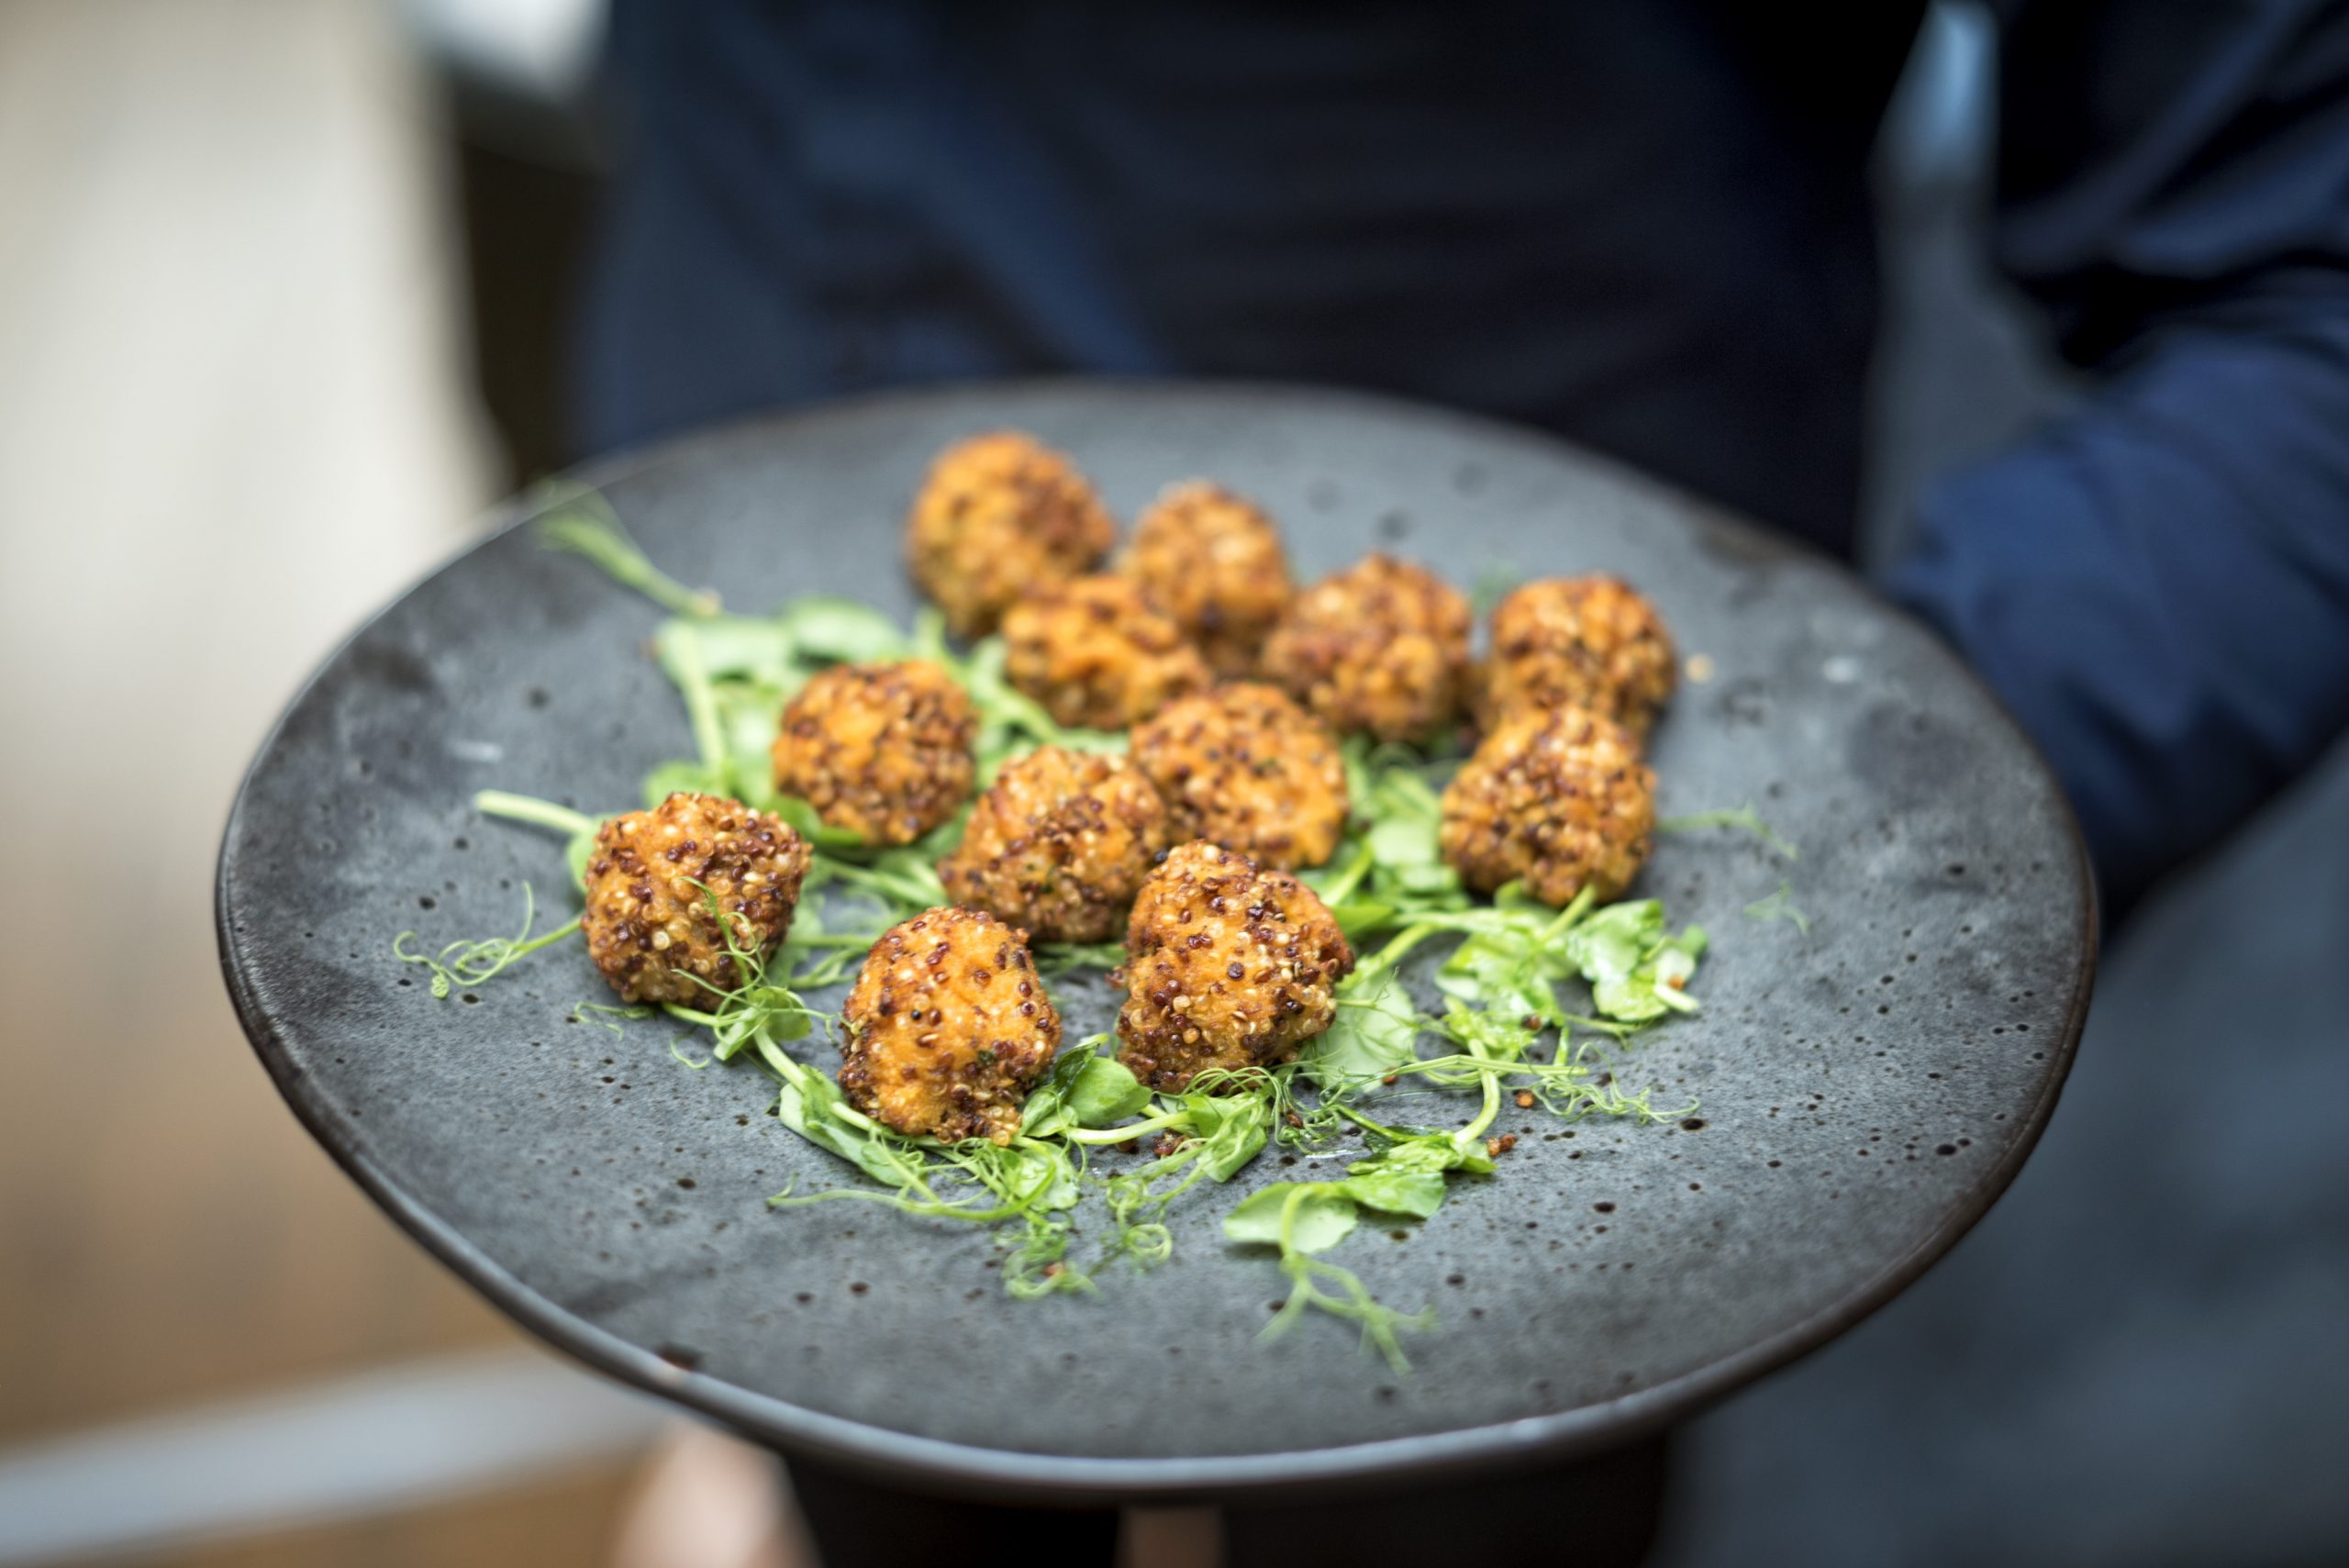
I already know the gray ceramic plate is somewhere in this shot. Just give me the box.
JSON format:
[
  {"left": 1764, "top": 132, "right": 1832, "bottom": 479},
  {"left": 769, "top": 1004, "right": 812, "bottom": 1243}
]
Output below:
[{"left": 217, "top": 381, "right": 2093, "bottom": 1504}]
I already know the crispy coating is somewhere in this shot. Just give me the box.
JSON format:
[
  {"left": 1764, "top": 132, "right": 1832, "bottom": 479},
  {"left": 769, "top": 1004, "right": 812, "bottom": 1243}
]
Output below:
[
  {"left": 770, "top": 660, "right": 976, "bottom": 846},
  {"left": 581, "top": 793, "right": 811, "bottom": 1006},
  {"left": 1438, "top": 705, "right": 1655, "bottom": 906},
  {"left": 1118, "top": 482, "right": 1294, "bottom": 678},
  {"left": 1116, "top": 841, "right": 1355, "bottom": 1093},
  {"left": 1000, "top": 574, "right": 1213, "bottom": 731},
  {"left": 937, "top": 747, "right": 1174, "bottom": 943},
  {"left": 1129, "top": 684, "right": 1348, "bottom": 871},
  {"left": 839, "top": 907, "right": 1062, "bottom": 1145},
  {"left": 1260, "top": 552, "right": 1473, "bottom": 743},
  {"left": 1478, "top": 575, "right": 1676, "bottom": 736},
  {"left": 905, "top": 431, "right": 1117, "bottom": 638}
]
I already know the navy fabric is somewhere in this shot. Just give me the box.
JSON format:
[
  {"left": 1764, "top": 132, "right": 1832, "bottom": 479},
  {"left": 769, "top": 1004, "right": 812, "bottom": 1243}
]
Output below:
[{"left": 579, "top": 0, "right": 2349, "bottom": 916}]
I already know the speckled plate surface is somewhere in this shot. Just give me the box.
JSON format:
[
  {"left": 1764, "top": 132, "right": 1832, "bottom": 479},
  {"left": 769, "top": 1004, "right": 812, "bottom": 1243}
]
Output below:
[{"left": 217, "top": 381, "right": 2093, "bottom": 1504}]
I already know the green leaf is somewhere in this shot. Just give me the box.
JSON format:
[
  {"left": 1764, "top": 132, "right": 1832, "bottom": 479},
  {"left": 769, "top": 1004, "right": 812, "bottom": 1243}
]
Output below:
[
  {"left": 1357, "top": 1133, "right": 1494, "bottom": 1178},
  {"left": 684, "top": 616, "right": 799, "bottom": 684},
  {"left": 1306, "top": 968, "right": 1421, "bottom": 1090},
  {"left": 766, "top": 794, "right": 864, "bottom": 850},
  {"left": 1568, "top": 905, "right": 1707, "bottom": 1023},
  {"left": 1223, "top": 1184, "right": 1360, "bottom": 1254},
  {"left": 778, "top": 596, "right": 910, "bottom": 665},
  {"left": 1019, "top": 1040, "right": 1146, "bottom": 1137},
  {"left": 1338, "top": 1169, "right": 1448, "bottom": 1219},
  {"left": 775, "top": 1075, "right": 926, "bottom": 1187},
  {"left": 1326, "top": 899, "right": 1399, "bottom": 940},
  {"left": 1181, "top": 1092, "right": 1274, "bottom": 1181},
  {"left": 1366, "top": 815, "right": 1441, "bottom": 868},
  {"left": 564, "top": 829, "right": 597, "bottom": 889},
  {"left": 1067, "top": 1055, "right": 1152, "bottom": 1128},
  {"left": 1563, "top": 900, "right": 1666, "bottom": 987}
]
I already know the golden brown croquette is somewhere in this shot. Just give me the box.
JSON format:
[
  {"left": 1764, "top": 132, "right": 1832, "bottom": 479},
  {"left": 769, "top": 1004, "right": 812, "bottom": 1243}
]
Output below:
[
  {"left": 1259, "top": 552, "right": 1473, "bottom": 744},
  {"left": 1128, "top": 684, "right": 1347, "bottom": 871},
  {"left": 999, "top": 574, "right": 1213, "bottom": 731},
  {"left": 1118, "top": 482, "right": 1293, "bottom": 678},
  {"left": 839, "top": 906, "right": 1062, "bottom": 1145},
  {"left": 937, "top": 747, "right": 1174, "bottom": 943},
  {"left": 904, "top": 431, "right": 1117, "bottom": 639},
  {"left": 1478, "top": 574, "right": 1676, "bottom": 736},
  {"left": 770, "top": 660, "right": 975, "bottom": 846},
  {"left": 1438, "top": 705, "right": 1654, "bottom": 906},
  {"left": 581, "top": 792, "right": 812, "bottom": 1006},
  {"left": 1116, "top": 841, "right": 1355, "bottom": 1093}
]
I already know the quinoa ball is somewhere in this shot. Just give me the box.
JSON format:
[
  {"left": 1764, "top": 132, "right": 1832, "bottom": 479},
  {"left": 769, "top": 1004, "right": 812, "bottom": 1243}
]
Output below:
[
  {"left": 1118, "top": 481, "right": 1293, "bottom": 678},
  {"left": 1116, "top": 841, "right": 1356, "bottom": 1093},
  {"left": 1438, "top": 705, "right": 1655, "bottom": 906},
  {"left": 1129, "top": 683, "right": 1348, "bottom": 871},
  {"left": 581, "top": 792, "right": 812, "bottom": 1006},
  {"left": 839, "top": 907, "right": 1062, "bottom": 1145},
  {"left": 1478, "top": 574, "right": 1677, "bottom": 736},
  {"left": 905, "top": 430, "right": 1117, "bottom": 638},
  {"left": 937, "top": 747, "right": 1174, "bottom": 943},
  {"left": 1259, "top": 552, "right": 1473, "bottom": 744},
  {"left": 1000, "top": 574, "right": 1213, "bottom": 731},
  {"left": 770, "top": 659, "right": 976, "bottom": 846}
]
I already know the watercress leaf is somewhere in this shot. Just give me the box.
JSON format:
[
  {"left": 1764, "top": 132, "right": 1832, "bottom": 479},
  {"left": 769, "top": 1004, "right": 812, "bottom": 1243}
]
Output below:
[
  {"left": 778, "top": 596, "right": 909, "bottom": 664},
  {"left": 744, "top": 985, "right": 815, "bottom": 1040},
  {"left": 1181, "top": 1093, "right": 1273, "bottom": 1181},
  {"left": 684, "top": 616, "right": 798, "bottom": 684},
  {"left": 564, "top": 829, "right": 598, "bottom": 889},
  {"left": 1222, "top": 1184, "right": 1360, "bottom": 1254},
  {"left": 1563, "top": 900, "right": 1666, "bottom": 985},
  {"left": 1366, "top": 814, "right": 1441, "bottom": 867},
  {"left": 1307, "top": 968, "right": 1420, "bottom": 1089},
  {"left": 1577, "top": 911, "right": 1706, "bottom": 1021},
  {"left": 1066, "top": 1055, "right": 1152, "bottom": 1128},
  {"left": 776, "top": 1076, "right": 923, "bottom": 1186},
  {"left": 1361, "top": 1135, "right": 1494, "bottom": 1178},
  {"left": 987, "top": 1140, "right": 1081, "bottom": 1212},
  {"left": 1326, "top": 898, "right": 1398, "bottom": 940},
  {"left": 1339, "top": 1168, "right": 1448, "bottom": 1220}
]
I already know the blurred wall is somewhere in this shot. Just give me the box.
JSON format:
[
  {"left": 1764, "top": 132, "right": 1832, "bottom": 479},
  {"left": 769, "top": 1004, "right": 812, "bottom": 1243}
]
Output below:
[{"left": 0, "top": 1, "right": 643, "bottom": 1562}]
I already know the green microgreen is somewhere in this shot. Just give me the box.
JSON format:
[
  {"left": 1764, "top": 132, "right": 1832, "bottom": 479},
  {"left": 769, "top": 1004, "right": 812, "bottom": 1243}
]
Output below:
[
  {"left": 394, "top": 884, "right": 581, "bottom": 999},
  {"left": 572, "top": 1001, "right": 650, "bottom": 1035},
  {"left": 1743, "top": 880, "right": 1811, "bottom": 934},
  {"left": 535, "top": 491, "right": 721, "bottom": 619},
  {"left": 1656, "top": 802, "right": 1798, "bottom": 860}
]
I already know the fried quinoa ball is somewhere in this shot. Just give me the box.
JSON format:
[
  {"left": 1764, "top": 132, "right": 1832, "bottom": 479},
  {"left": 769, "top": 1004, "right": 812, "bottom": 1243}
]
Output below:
[
  {"left": 1116, "top": 841, "right": 1356, "bottom": 1093},
  {"left": 1259, "top": 552, "right": 1474, "bottom": 744},
  {"left": 838, "top": 907, "right": 1062, "bottom": 1145},
  {"left": 937, "top": 747, "right": 1174, "bottom": 943},
  {"left": 999, "top": 574, "right": 1213, "bottom": 731},
  {"left": 581, "top": 792, "right": 812, "bottom": 1006},
  {"left": 1129, "top": 684, "right": 1348, "bottom": 871},
  {"left": 1478, "top": 574, "right": 1677, "bottom": 736},
  {"left": 905, "top": 430, "right": 1117, "bottom": 638},
  {"left": 1438, "top": 705, "right": 1655, "bottom": 907},
  {"left": 769, "top": 660, "right": 976, "bottom": 846},
  {"left": 1118, "top": 482, "right": 1294, "bottom": 678}
]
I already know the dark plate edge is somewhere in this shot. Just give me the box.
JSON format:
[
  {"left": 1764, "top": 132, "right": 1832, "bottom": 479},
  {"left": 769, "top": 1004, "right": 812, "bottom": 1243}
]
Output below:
[{"left": 214, "top": 379, "right": 2099, "bottom": 1504}]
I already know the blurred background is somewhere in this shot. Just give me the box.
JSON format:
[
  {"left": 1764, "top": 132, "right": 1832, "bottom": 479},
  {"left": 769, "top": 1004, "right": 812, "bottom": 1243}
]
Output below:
[{"left": 2, "top": 2, "right": 2343, "bottom": 1565}]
